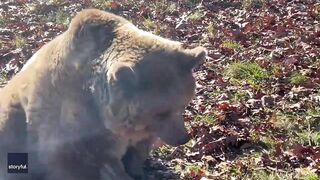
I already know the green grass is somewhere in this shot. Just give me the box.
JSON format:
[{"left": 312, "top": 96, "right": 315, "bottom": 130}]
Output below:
[
  {"left": 154, "top": 24, "right": 167, "bottom": 35},
  {"left": 207, "top": 22, "right": 216, "bottom": 37},
  {"left": 188, "top": 11, "right": 202, "bottom": 21},
  {"left": 48, "top": 0, "right": 65, "bottom": 5},
  {"left": 221, "top": 40, "right": 242, "bottom": 50},
  {"left": 0, "top": 73, "right": 8, "bottom": 87},
  {"left": 150, "top": 1, "right": 177, "bottom": 13},
  {"left": 289, "top": 72, "right": 310, "bottom": 86},
  {"left": 0, "top": 16, "right": 7, "bottom": 27},
  {"left": 153, "top": 145, "right": 172, "bottom": 158},
  {"left": 175, "top": 163, "right": 206, "bottom": 179},
  {"left": 292, "top": 108, "right": 320, "bottom": 146},
  {"left": 185, "top": 0, "right": 199, "bottom": 8},
  {"left": 142, "top": 18, "right": 156, "bottom": 31},
  {"left": 307, "top": 107, "right": 320, "bottom": 118},
  {"left": 314, "top": 59, "right": 320, "bottom": 69},
  {"left": 13, "top": 35, "right": 27, "bottom": 48},
  {"left": 248, "top": 168, "right": 319, "bottom": 180},
  {"left": 296, "top": 131, "right": 320, "bottom": 146},
  {"left": 258, "top": 135, "right": 276, "bottom": 150},
  {"left": 0, "top": 73, "right": 6, "bottom": 81},
  {"left": 233, "top": 90, "right": 250, "bottom": 103},
  {"left": 230, "top": 166, "right": 241, "bottom": 177},
  {"left": 93, "top": 0, "right": 136, "bottom": 11},
  {"left": 209, "top": 89, "right": 223, "bottom": 99},
  {"left": 224, "top": 62, "right": 269, "bottom": 86},
  {"left": 273, "top": 111, "right": 299, "bottom": 130},
  {"left": 45, "top": 10, "right": 70, "bottom": 26},
  {"left": 92, "top": 0, "right": 110, "bottom": 9},
  {"left": 272, "top": 109, "right": 320, "bottom": 147},
  {"left": 270, "top": 64, "right": 281, "bottom": 75},
  {"left": 195, "top": 114, "right": 216, "bottom": 124},
  {"left": 301, "top": 172, "right": 320, "bottom": 180},
  {"left": 297, "top": 168, "right": 320, "bottom": 180},
  {"left": 250, "top": 170, "right": 293, "bottom": 180},
  {"left": 307, "top": 107, "right": 320, "bottom": 128},
  {"left": 242, "top": 0, "right": 266, "bottom": 9},
  {"left": 167, "top": 3, "right": 177, "bottom": 13}
]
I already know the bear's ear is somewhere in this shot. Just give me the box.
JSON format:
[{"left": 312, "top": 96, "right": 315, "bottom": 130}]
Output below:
[
  {"left": 107, "top": 62, "right": 138, "bottom": 116},
  {"left": 107, "top": 62, "right": 138, "bottom": 98},
  {"left": 71, "top": 22, "right": 115, "bottom": 57},
  {"left": 77, "top": 23, "right": 114, "bottom": 49},
  {"left": 68, "top": 9, "right": 119, "bottom": 58},
  {"left": 182, "top": 46, "right": 207, "bottom": 69}
]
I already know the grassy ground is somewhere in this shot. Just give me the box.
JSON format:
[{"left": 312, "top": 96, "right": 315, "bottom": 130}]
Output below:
[{"left": 0, "top": 0, "right": 319, "bottom": 179}]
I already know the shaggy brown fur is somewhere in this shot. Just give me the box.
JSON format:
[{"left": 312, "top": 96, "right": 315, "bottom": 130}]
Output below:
[{"left": 0, "top": 9, "right": 206, "bottom": 180}]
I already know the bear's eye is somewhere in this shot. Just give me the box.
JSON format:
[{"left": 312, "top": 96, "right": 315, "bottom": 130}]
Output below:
[{"left": 155, "top": 111, "right": 171, "bottom": 119}]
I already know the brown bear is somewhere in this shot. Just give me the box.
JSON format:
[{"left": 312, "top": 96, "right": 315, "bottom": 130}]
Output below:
[{"left": 0, "top": 9, "right": 206, "bottom": 180}]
